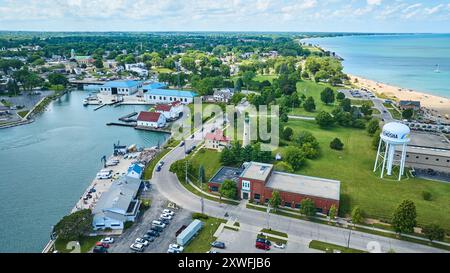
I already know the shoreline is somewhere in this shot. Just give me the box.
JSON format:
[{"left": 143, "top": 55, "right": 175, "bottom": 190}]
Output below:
[{"left": 348, "top": 74, "right": 450, "bottom": 118}]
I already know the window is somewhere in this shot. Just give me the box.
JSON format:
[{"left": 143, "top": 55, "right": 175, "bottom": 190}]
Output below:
[
  {"left": 211, "top": 186, "right": 218, "bottom": 192},
  {"left": 295, "top": 203, "right": 301, "bottom": 209},
  {"left": 264, "top": 199, "right": 269, "bottom": 204},
  {"left": 254, "top": 194, "right": 261, "bottom": 200},
  {"left": 425, "top": 157, "right": 429, "bottom": 160},
  {"left": 436, "top": 158, "right": 439, "bottom": 161},
  {"left": 284, "top": 202, "right": 291, "bottom": 207},
  {"left": 416, "top": 156, "right": 419, "bottom": 159}
]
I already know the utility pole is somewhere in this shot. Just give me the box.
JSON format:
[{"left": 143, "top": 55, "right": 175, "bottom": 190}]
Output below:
[{"left": 347, "top": 228, "right": 352, "bottom": 248}]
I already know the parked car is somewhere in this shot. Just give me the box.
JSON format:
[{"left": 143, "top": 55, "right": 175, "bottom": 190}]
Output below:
[
  {"left": 167, "top": 248, "right": 181, "bottom": 253},
  {"left": 147, "top": 230, "right": 160, "bottom": 237},
  {"left": 156, "top": 165, "right": 162, "bottom": 172},
  {"left": 151, "top": 226, "right": 164, "bottom": 232},
  {"left": 255, "top": 241, "right": 270, "bottom": 250},
  {"left": 180, "top": 141, "right": 185, "bottom": 147},
  {"left": 158, "top": 218, "right": 170, "bottom": 224},
  {"left": 256, "top": 238, "right": 271, "bottom": 246},
  {"left": 143, "top": 234, "right": 155, "bottom": 242},
  {"left": 95, "top": 242, "right": 110, "bottom": 248},
  {"left": 159, "top": 161, "right": 165, "bottom": 166},
  {"left": 273, "top": 242, "right": 285, "bottom": 249},
  {"left": 169, "top": 244, "right": 184, "bottom": 252},
  {"left": 93, "top": 246, "right": 108, "bottom": 253},
  {"left": 130, "top": 243, "right": 145, "bottom": 252},
  {"left": 207, "top": 250, "right": 219, "bottom": 253},
  {"left": 100, "top": 237, "right": 114, "bottom": 244},
  {"left": 152, "top": 220, "right": 166, "bottom": 228},
  {"left": 135, "top": 238, "right": 149, "bottom": 247},
  {"left": 160, "top": 214, "right": 173, "bottom": 220},
  {"left": 211, "top": 241, "right": 225, "bottom": 249},
  {"left": 163, "top": 209, "right": 175, "bottom": 216}
]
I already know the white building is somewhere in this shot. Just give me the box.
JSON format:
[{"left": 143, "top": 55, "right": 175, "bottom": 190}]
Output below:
[
  {"left": 99, "top": 80, "right": 142, "bottom": 96},
  {"left": 136, "top": 111, "right": 167, "bottom": 128},
  {"left": 143, "top": 88, "right": 197, "bottom": 104},
  {"left": 125, "top": 63, "right": 148, "bottom": 77},
  {"left": 155, "top": 101, "right": 183, "bottom": 120}
]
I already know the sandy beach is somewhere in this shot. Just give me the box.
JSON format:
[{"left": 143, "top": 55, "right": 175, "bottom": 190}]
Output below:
[{"left": 349, "top": 74, "right": 450, "bottom": 118}]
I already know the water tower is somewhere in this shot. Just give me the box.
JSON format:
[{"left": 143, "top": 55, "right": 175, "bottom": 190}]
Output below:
[{"left": 373, "top": 122, "right": 411, "bottom": 181}]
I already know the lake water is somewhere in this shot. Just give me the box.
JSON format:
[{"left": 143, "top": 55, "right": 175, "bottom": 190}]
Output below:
[
  {"left": 302, "top": 34, "right": 450, "bottom": 99},
  {"left": 0, "top": 91, "right": 168, "bottom": 252}
]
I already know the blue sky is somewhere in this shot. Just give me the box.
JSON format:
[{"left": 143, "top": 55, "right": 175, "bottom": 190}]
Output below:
[{"left": 1, "top": 0, "right": 450, "bottom": 32}]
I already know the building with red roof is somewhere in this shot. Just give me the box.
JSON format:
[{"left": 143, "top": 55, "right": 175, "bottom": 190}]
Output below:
[
  {"left": 155, "top": 101, "right": 183, "bottom": 120},
  {"left": 204, "top": 129, "right": 231, "bottom": 151},
  {"left": 136, "top": 111, "right": 166, "bottom": 128}
]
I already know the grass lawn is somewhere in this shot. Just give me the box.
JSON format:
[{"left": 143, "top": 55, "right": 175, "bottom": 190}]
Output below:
[
  {"left": 257, "top": 234, "right": 288, "bottom": 245},
  {"left": 152, "top": 67, "right": 173, "bottom": 74},
  {"left": 260, "top": 228, "right": 288, "bottom": 238},
  {"left": 143, "top": 148, "right": 170, "bottom": 180},
  {"left": 387, "top": 108, "right": 402, "bottom": 120},
  {"left": 254, "top": 74, "right": 278, "bottom": 83},
  {"left": 190, "top": 149, "right": 222, "bottom": 182},
  {"left": 278, "top": 119, "right": 450, "bottom": 231},
  {"left": 184, "top": 216, "right": 227, "bottom": 253},
  {"left": 17, "top": 110, "right": 29, "bottom": 118},
  {"left": 55, "top": 235, "right": 103, "bottom": 253},
  {"left": 309, "top": 240, "right": 366, "bottom": 253},
  {"left": 350, "top": 99, "right": 374, "bottom": 107},
  {"left": 288, "top": 80, "right": 337, "bottom": 117}
]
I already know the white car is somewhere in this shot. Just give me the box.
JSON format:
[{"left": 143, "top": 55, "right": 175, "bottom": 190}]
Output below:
[
  {"left": 163, "top": 209, "right": 175, "bottom": 216},
  {"left": 130, "top": 243, "right": 145, "bottom": 252},
  {"left": 273, "top": 242, "right": 286, "bottom": 249},
  {"left": 167, "top": 248, "right": 181, "bottom": 253},
  {"left": 135, "top": 238, "right": 149, "bottom": 246},
  {"left": 169, "top": 244, "right": 184, "bottom": 252},
  {"left": 160, "top": 213, "right": 173, "bottom": 220},
  {"left": 100, "top": 237, "right": 114, "bottom": 244}
]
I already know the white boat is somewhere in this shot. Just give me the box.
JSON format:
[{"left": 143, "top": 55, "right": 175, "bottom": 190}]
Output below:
[{"left": 434, "top": 64, "right": 440, "bottom": 73}]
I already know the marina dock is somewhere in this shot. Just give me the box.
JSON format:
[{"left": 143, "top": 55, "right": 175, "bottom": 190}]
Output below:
[
  {"left": 135, "top": 125, "right": 172, "bottom": 134},
  {"left": 106, "top": 122, "right": 136, "bottom": 127}
]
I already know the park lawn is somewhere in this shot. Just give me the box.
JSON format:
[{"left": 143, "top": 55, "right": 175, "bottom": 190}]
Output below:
[
  {"left": 303, "top": 46, "right": 323, "bottom": 54},
  {"left": 152, "top": 67, "right": 173, "bottom": 74},
  {"left": 55, "top": 235, "right": 103, "bottom": 253},
  {"left": 288, "top": 80, "right": 337, "bottom": 117},
  {"left": 183, "top": 216, "right": 227, "bottom": 253},
  {"left": 254, "top": 74, "right": 278, "bottom": 83},
  {"left": 387, "top": 108, "right": 402, "bottom": 120},
  {"left": 190, "top": 149, "right": 222, "bottom": 181},
  {"left": 278, "top": 119, "right": 450, "bottom": 231},
  {"left": 349, "top": 99, "right": 374, "bottom": 107},
  {"left": 309, "top": 240, "right": 366, "bottom": 253},
  {"left": 17, "top": 110, "right": 29, "bottom": 118}
]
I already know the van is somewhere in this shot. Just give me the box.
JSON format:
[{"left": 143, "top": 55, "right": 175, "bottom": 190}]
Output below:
[{"left": 152, "top": 220, "right": 166, "bottom": 228}]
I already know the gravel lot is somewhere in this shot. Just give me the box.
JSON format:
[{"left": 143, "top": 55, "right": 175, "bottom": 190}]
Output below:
[{"left": 108, "top": 187, "right": 192, "bottom": 253}]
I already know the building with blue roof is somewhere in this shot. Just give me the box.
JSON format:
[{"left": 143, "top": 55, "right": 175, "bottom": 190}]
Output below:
[
  {"left": 99, "top": 80, "right": 143, "bottom": 96},
  {"left": 127, "top": 163, "right": 144, "bottom": 179},
  {"left": 143, "top": 82, "right": 167, "bottom": 90},
  {"left": 144, "top": 88, "right": 197, "bottom": 104}
]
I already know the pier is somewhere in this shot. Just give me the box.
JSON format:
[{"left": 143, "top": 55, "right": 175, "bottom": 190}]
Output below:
[
  {"left": 119, "top": 112, "right": 138, "bottom": 122},
  {"left": 106, "top": 122, "right": 136, "bottom": 127},
  {"left": 135, "top": 125, "right": 172, "bottom": 134}
]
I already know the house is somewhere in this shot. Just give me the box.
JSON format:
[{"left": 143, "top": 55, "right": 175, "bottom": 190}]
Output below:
[
  {"left": 206, "top": 88, "right": 233, "bottom": 103},
  {"left": 136, "top": 111, "right": 167, "bottom": 128},
  {"left": 143, "top": 88, "right": 197, "bottom": 104},
  {"left": 92, "top": 176, "right": 142, "bottom": 230},
  {"left": 237, "top": 162, "right": 340, "bottom": 213},
  {"left": 204, "top": 129, "right": 231, "bottom": 151},
  {"left": 155, "top": 101, "right": 183, "bottom": 120},
  {"left": 127, "top": 163, "right": 144, "bottom": 179},
  {"left": 99, "top": 80, "right": 142, "bottom": 96},
  {"left": 74, "top": 56, "right": 94, "bottom": 65},
  {"left": 125, "top": 63, "right": 148, "bottom": 77},
  {"left": 399, "top": 100, "right": 421, "bottom": 111}
]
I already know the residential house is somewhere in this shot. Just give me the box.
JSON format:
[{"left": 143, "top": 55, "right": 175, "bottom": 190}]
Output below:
[
  {"left": 399, "top": 100, "right": 421, "bottom": 111},
  {"left": 204, "top": 129, "right": 231, "bottom": 151},
  {"left": 136, "top": 111, "right": 167, "bottom": 128}
]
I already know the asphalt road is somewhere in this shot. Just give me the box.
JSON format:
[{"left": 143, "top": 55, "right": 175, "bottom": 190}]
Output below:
[{"left": 150, "top": 117, "right": 446, "bottom": 253}]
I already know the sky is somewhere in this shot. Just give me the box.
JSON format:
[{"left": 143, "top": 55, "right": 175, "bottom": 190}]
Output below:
[{"left": 1, "top": 0, "right": 450, "bottom": 33}]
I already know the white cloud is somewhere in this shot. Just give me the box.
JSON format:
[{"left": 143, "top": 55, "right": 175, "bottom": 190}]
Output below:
[
  {"left": 425, "top": 4, "right": 444, "bottom": 15},
  {"left": 367, "top": 0, "right": 382, "bottom": 6}
]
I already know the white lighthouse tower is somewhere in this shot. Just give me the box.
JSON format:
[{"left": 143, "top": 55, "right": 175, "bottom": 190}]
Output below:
[{"left": 373, "top": 122, "right": 411, "bottom": 181}]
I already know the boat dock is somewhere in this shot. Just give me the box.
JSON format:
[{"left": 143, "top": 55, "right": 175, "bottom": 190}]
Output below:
[
  {"left": 93, "top": 104, "right": 107, "bottom": 111},
  {"left": 119, "top": 112, "right": 138, "bottom": 122},
  {"left": 135, "top": 125, "right": 171, "bottom": 134},
  {"left": 106, "top": 122, "right": 136, "bottom": 127}
]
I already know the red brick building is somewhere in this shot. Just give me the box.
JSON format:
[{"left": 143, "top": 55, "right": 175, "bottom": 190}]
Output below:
[{"left": 237, "top": 162, "right": 340, "bottom": 213}]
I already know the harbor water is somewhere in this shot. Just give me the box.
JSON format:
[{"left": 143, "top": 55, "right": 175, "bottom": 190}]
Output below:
[{"left": 0, "top": 91, "right": 168, "bottom": 252}]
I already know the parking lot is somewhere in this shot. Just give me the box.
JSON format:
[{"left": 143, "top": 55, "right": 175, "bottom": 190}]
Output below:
[
  {"left": 107, "top": 188, "right": 192, "bottom": 253},
  {"left": 212, "top": 226, "right": 319, "bottom": 253}
]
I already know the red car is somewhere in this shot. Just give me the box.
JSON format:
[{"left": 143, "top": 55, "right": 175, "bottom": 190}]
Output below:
[
  {"left": 96, "top": 242, "right": 110, "bottom": 248},
  {"left": 255, "top": 242, "right": 270, "bottom": 250}
]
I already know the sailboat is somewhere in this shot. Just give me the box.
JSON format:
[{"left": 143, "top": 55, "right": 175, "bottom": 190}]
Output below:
[{"left": 434, "top": 64, "right": 440, "bottom": 73}]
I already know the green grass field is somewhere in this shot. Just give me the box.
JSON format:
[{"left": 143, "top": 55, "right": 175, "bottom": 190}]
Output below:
[
  {"left": 254, "top": 74, "right": 278, "bottom": 83},
  {"left": 288, "top": 80, "right": 337, "bottom": 117},
  {"left": 190, "top": 149, "right": 222, "bottom": 182},
  {"left": 184, "top": 216, "right": 226, "bottom": 253},
  {"left": 309, "top": 240, "right": 366, "bottom": 253},
  {"left": 278, "top": 119, "right": 450, "bottom": 231},
  {"left": 55, "top": 236, "right": 102, "bottom": 253}
]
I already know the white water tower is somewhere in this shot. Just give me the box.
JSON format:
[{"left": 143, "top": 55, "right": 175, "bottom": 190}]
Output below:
[{"left": 373, "top": 122, "right": 411, "bottom": 181}]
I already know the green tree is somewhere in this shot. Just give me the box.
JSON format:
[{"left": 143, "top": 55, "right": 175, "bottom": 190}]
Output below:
[
  {"left": 48, "top": 73, "right": 68, "bottom": 87},
  {"left": 242, "top": 71, "right": 256, "bottom": 89},
  {"left": 328, "top": 205, "right": 337, "bottom": 222},
  {"left": 281, "top": 127, "right": 294, "bottom": 141},
  {"left": 402, "top": 108, "right": 414, "bottom": 120},
  {"left": 219, "top": 179, "right": 237, "bottom": 199},
  {"left": 6, "top": 79, "right": 20, "bottom": 95},
  {"left": 198, "top": 165, "right": 206, "bottom": 184},
  {"left": 284, "top": 147, "right": 306, "bottom": 171},
  {"left": 336, "top": 92, "right": 345, "bottom": 101},
  {"left": 360, "top": 102, "right": 373, "bottom": 116},
  {"left": 320, "top": 87, "right": 335, "bottom": 105},
  {"left": 274, "top": 161, "right": 293, "bottom": 173},
  {"left": 372, "top": 129, "right": 381, "bottom": 150},
  {"left": 351, "top": 206, "right": 364, "bottom": 224},
  {"left": 366, "top": 119, "right": 380, "bottom": 136},
  {"left": 392, "top": 200, "right": 417, "bottom": 234},
  {"left": 234, "top": 77, "right": 243, "bottom": 92},
  {"left": 340, "top": 98, "right": 352, "bottom": 112},
  {"left": 330, "top": 138, "right": 344, "bottom": 150},
  {"left": 94, "top": 58, "right": 103, "bottom": 69},
  {"left": 422, "top": 224, "right": 445, "bottom": 242},
  {"left": 269, "top": 190, "right": 281, "bottom": 209},
  {"left": 220, "top": 147, "right": 236, "bottom": 166},
  {"left": 300, "top": 198, "right": 316, "bottom": 217},
  {"left": 54, "top": 209, "right": 93, "bottom": 241},
  {"left": 303, "top": 96, "right": 316, "bottom": 112},
  {"left": 315, "top": 111, "right": 335, "bottom": 128}
]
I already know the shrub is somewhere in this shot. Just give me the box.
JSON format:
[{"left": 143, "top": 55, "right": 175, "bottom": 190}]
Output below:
[
  {"left": 422, "top": 191, "right": 432, "bottom": 201},
  {"left": 330, "top": 138, "right": 344, "bottom": 150},
  {"left": 192, "top": 213, "right": 209, "bottom": 220}
]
